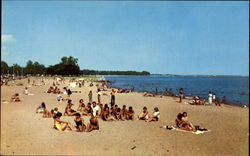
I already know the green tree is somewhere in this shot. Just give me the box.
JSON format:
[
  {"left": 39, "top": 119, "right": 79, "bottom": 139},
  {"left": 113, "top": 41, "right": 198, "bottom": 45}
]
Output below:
[{"left": 1, "top": 61, "right": 9, "bottom": 75}]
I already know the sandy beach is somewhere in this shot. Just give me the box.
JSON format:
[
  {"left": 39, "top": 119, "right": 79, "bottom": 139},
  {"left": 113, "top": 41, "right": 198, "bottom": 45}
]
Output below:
[{"left": 0, "top": 77, "right": 249, "bottom": 156}]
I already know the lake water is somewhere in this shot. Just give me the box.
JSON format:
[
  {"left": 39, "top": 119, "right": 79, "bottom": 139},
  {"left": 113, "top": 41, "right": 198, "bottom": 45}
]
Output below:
[{"left": 105, "top": 76, "right": 249, "bottom": 106}]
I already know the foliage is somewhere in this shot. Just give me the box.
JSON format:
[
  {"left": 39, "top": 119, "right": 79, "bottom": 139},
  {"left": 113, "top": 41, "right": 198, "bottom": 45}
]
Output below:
[{"left": 1, "top": 56, "right": 150, "bottom": 76}]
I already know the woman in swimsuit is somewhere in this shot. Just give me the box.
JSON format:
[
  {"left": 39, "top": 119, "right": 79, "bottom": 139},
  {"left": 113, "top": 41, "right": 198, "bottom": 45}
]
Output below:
[
  {"left": 53, "top": 112, "right": 72, "bottom": 131},
  {"left": 74, "top": 113, "right": 86, "bottom": 132},
  {"left": 87, "top": 113, "right": 99, "bottom": 132}
]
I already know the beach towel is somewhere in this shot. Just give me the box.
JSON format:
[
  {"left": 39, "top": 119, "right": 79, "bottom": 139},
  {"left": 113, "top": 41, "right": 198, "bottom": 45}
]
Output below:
[
  {"left": 162, "top": 126, "right": 210, "bottom": 135},
  {"left": 69, "top": 82, "right": 77, "bottom": 88}
]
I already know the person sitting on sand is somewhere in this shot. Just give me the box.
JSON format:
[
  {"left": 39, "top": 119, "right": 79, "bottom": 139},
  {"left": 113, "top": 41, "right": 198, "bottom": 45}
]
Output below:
[
  {"left": 87, "top": 112, "right": 99, "bottom": 132},
  {"left": 53, "top": 112, "right": 72, "bottom": 131},
  {"left": 116, "top": 108, "right": 123, "bottom": 120},
  {"left": 77, "top": 99, "right": 85, "bottom": 111},
  {"left": 23, "top": 87, "right": 29, "bottom": 95},
  {"left": 101, "top": 107, "right": 116, "bottom": 121},
  {"left": 36, "top": 102, "right": 46, "bottom": 113},
  {"left": 179, "top": 112, "right": 196, "bottom": 132},
  {"left": 146, "top": 107, "right": 160, "bottom": 122},
  {"left": 126, "top": 106, "right": 134, "bottom": 120},
  {"left": 138, "top": 106, "right": 149, "bottom": 120},
  {"left": 51, "top": 107, "right": 59, "bottom": 118},
  {"left": 82, "top": 102, "right": 92, "bottom": 116},
  {"left": 11, "top": 93, "right": 21, "bottom": 102},
  {"left": 74, "top": 113, "right": 86, "bottom": 132},
  {"left": 121, "top": 105, "right": 128, "bottom": 119},
  {"left": 64, "top": 100, "right": 78, "bottom": 116},
  {"left": 56, "top": 93, "right": 64, "bottom": 101},
  {"left": 91, "top": 101, "right": 101, "bottom": 117},
  {"left": 215, "top": 99, "right": 221, "bottom": 106}
]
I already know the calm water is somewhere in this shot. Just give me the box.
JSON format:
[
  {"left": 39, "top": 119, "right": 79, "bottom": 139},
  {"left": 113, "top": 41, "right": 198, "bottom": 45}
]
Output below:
[{"left": 105, "top": 76, "right": 249, "bottom": 106}]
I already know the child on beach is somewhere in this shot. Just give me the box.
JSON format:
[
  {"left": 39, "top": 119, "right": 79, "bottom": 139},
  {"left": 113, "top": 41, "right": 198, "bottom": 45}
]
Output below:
[
  {"left": 87, "top": 113, "right": 99, "bottom": 132},
  {"left": 53, "top": 112, "right": 72, "bottom": 131},
  {"left": 146, "top": 107, "right": 160, "bottom": 122},
  {"left": 126, "top": 106, "right": 134, "bottom": 120},
  {"left": 74, "top": 113, "right": 86, "bottom": 132},
  {"left": 138, "top": 106, "right": 149, "bottom": 120}
]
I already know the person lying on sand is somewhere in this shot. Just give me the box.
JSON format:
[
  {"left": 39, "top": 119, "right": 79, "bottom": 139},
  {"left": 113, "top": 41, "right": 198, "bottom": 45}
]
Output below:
[
  {"left": 126, "top": 106, "right": 134, "bottom": 120},
  {"left": 53, "top": 112, "right": 72, "bottom": 131},
  {"left": 87, "top": 113, "right": 99, "bottom": 132},
  {"left": 138, "top": 106, "right": 149, "bottom": 120},
  {"left": 146, "top": 107, "right": 160, "bottom": 122},
  {"left": 11, "top": 93, "right": 21, "bottom": 102},
  {"left": 74, "top": 113, "right": 86, "bottom": 132},
  {"left": 189, "top": 97, "right": 206, "bottom": 105},
  {"left": 143, "top": 92, "right": 162, "bottom": 98}
]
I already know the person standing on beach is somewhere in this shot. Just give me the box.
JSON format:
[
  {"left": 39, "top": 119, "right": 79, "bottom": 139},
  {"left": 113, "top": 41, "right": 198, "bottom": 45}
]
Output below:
[
  {"left": 212, "top": 93, "right": 216, "bottom": 103},
  {"left": 97, "top": 88, "right": 101, "bottom": 104},
  {"left": 179, "top": 88, "right": 184, "bottom": 103},
  {"left": 88, "top": 90, "right": 92, "bottom": 103},
  {"left": 208, "top": 92, "right": 213, "bottom": 104},
  {"left": 110, "top": 89, "right": 116, "bottom": 107}
]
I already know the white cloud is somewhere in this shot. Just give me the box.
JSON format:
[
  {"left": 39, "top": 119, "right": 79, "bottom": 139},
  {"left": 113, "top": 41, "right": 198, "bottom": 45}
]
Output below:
[
  {"left": 2, "top": 34, "right": 16, "bottom": 43},
  {"left": 1, "top": 34, "right": 16, "bottom": 59}
]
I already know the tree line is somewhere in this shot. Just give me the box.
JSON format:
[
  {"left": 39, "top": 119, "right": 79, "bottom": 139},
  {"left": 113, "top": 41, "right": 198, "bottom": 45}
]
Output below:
[{"left": 1, "top": 56, "right": 150, "bottom": 76}]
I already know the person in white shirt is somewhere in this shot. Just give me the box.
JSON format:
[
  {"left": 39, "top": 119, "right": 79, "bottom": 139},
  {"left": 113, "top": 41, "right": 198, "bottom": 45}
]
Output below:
[
  {"left": 208, "top": 92, "right": 213, "bottom": 104},
  {"left": 212, "top": 93, "right": 216, "bottom": 102},
  {"left": 91, "top": 101, "right": 101, "bottom": 117},
  {"left": 146, "top": 107, "right": 160, "bottom": 122}
]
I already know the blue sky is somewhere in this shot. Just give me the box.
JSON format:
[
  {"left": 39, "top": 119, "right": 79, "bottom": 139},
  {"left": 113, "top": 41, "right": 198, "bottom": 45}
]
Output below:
[{"left": 2, "top": 1, "right": 249, "bottom": 75}]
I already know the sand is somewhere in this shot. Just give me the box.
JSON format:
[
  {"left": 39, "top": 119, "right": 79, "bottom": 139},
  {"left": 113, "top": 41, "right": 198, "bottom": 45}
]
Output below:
[{"left": 1, "top": 77, "right": 249, "bottom": 156}]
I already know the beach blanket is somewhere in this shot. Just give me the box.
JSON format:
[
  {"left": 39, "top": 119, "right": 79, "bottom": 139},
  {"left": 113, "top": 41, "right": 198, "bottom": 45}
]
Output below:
[
  {"left": 162, "top": 126, "right": 210, "bottom": 135},
  {"left": 69, "top": 82, "right": 77, "bottom": 88}
]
